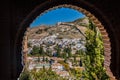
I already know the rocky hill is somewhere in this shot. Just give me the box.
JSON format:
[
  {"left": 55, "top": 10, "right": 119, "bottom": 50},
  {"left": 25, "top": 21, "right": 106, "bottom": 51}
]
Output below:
[{"left": 27, "top": 17, "right": 89, "bottom": 39}]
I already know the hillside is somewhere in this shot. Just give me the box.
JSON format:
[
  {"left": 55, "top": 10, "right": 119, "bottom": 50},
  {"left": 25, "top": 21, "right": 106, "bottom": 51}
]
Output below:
[{"left": 27, "top": 17, "right": 89, "bottom": 39}]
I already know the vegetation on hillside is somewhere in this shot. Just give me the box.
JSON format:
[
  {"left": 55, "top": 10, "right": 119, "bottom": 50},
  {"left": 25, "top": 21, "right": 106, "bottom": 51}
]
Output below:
[
  {"left": 81, "top": 20, "right": 109, "bottom": 80},
  {"left": 19, "top": 68, "right": 67, "bottom": 80},
  {"left": 20, "top": 17, "right": 110, "bottom": 80}
]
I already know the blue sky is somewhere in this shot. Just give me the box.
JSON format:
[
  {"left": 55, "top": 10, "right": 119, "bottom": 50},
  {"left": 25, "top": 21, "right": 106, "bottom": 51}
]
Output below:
[{"left": 30, "top": 8, "right": 85, "bottom": 27}]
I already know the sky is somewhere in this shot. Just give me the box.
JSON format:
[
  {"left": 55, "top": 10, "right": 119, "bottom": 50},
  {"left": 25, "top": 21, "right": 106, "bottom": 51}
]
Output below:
[{"left": 30, "top": 7, "right": 85, "bottom": 27}]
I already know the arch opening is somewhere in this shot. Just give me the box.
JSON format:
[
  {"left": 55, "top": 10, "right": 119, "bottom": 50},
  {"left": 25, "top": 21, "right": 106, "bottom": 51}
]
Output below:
[{"left": 16, "top": 4, "right": 116, "bottom": 80}]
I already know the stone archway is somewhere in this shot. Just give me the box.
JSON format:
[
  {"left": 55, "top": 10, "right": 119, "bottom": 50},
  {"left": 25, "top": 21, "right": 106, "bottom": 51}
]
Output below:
[
  {"left": 15, "top": 0, "right": 118, "bottom": 79},
  {"left": 22, "top": 5, "right": 115, "bottom": 79}
]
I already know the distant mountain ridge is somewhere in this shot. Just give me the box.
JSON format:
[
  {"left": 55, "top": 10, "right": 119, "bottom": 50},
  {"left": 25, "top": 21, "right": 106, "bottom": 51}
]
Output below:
[{"left": 27, "top": 17, "right": 89, "bottom": 39}]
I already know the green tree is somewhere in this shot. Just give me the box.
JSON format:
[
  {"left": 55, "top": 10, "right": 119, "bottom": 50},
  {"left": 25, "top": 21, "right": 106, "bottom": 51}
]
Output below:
[
  {"left": 39, "top": 45, "right": 45, "bottom": 56},
  {"left": 39, "top": 45, "right": 45, "bottom": 61},
  {"left": 63, "top": 46, "right": 72, "bottom": 58},
  {"left": 19, "top": 70, "right": 31, "bottom": 80},
  {"left": 67, "top": 46, "right": 72, "bottom": 58},
  {"left": 76, "top": 49, "right": 84, "bottom": 56},
  {"left": 55, "top": 44, "right": 61, "bottom": 57},
  {"left": 61, "top": 52, "right": 67, "bottom": 59},
  {"left": 45, "top": 57, "right": 48, "bottom": 62},
  {"left": 31, "top": 46, "right": 39, "bottom": 55},
  {"left": 82, "top": 20, "right": 109, "bottom": 80},
  {"left": 30, "top": 68, "right": 67, "bottom": 80}
]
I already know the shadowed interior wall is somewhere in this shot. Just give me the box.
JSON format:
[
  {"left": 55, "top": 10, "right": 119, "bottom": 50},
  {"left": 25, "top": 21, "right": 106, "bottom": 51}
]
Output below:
[{"left": 0, "top": 0, "right": 120, "bottom": 80}]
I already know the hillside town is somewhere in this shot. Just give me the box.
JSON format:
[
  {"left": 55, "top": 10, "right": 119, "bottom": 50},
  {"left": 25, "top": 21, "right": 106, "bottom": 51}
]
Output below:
[
  {"left": 19, "top": 15, "right": 109, "bottom": 80},
  {"left": 28, "top": 35, "right": 86, "bottom": 54},
  {"left": 26, "top": 22, "right": 86, "bottom": 79}
]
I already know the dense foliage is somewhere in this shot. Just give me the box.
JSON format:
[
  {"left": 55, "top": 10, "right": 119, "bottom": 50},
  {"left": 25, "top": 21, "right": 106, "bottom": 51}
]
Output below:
[
  {"left": 81, "top": 20, "right": 109, "bottom": 80},
  {"left": 20, "top": 68, "right": 67, "bottom": 80},
  {"left": 19, "top": 69, "right": 32, "bottom": 80}
]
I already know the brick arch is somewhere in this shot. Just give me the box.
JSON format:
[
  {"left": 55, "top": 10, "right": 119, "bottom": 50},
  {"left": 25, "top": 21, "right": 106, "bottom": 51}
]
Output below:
[
  {"left": 15, "top": 0, "right": 117, "bottom": 79},
  {"left": 22, "top": 5, "right": 115, "bottom": 79}
]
